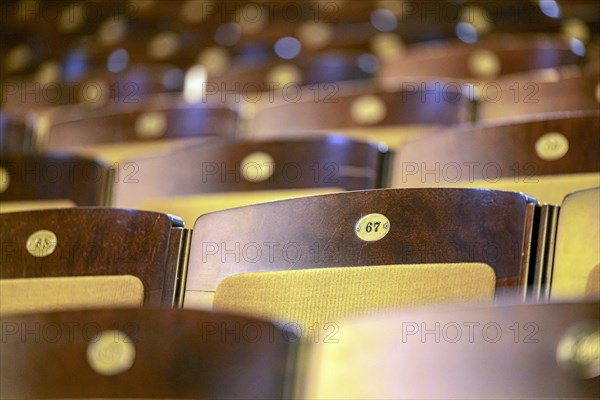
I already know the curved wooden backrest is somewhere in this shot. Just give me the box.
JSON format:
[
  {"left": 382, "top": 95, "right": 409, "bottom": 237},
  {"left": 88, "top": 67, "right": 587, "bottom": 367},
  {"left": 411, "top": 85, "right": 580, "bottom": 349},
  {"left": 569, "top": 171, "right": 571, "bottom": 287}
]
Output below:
[
  {"left": 112, "top": 135, "right": 388, "bottom": 208},
  {"left": 0, "top": 208, "right": 185, "bottom": 307},
  {"left": 205, "top": 52, "right": 374, "bottom": 94},
  {"left": 379, "top": 35, "right": 582, "bottom": 82},
  {"left": 250, "top": 80, "right": 473, "bottom": 135},
  {"left": 395, "top": 111, "right": 600, "bottom": 204},
  {"left": 1, "top": 62, "right": 188, "bottom": 116},
  {"left": 303, "top": 301, "right": 600, "bottom": 399},
  {"left": 479, "top": 66, "right": 600, "bottom": 120},
  {"left": 552, "top": 187, "right": 600, "bottom": 299},
  {"left": 0, "top": 154, "right": 112, "bottom": 206},
  {"left": 0, "top": 308, "right": 296, "bottom": 399},
  {"left": 184, "top": 188, "right": 538, "bottom": 308},
  {"left": 33, "top": 95, "right": 239, "bottom": 150}
]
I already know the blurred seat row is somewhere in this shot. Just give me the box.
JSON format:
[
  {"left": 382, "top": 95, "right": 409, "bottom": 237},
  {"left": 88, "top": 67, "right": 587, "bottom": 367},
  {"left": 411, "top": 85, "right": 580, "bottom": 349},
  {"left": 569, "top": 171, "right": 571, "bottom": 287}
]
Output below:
[
  {"left": 1, "top": 0, "right": 599, "bottom": 399},
  {"left": 1, "top": 187, "right": 599, "bottom": 398}
]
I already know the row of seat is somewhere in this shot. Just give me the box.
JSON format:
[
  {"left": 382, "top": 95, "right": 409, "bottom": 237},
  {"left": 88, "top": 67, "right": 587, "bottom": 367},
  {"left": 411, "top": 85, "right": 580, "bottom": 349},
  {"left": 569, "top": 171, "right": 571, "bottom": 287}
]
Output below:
[
  {"left": 2, "top": 301, "right": 598, "bottom": 399},
  {"left": 1, "top": 187, "right": 598, "bottom": 398},
  {"left": 1, "top": 187, "right": 598, "bottom": 315},
  {"left": 1, "top": 36, "right": 598, "bottom": 128},
  {"left": 1, "top": 1, "right": 598, "bottom": 398},
  {"left": 3, "top": 0, "right": 597, "bottom": 80},
  {"left": 2, "top": 111, "right": 597, "bottom": 223}
]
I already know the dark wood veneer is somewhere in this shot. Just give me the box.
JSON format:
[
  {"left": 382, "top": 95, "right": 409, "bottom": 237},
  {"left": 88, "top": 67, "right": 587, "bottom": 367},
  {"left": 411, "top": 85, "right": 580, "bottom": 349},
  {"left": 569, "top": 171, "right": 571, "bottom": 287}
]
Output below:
[
  {"left": 0, "top": 208, "right": 184, "bottom": 306},
  {"left": 0, "top": 154, "right": 112, "bottom": 206},
  {"left": 0, "top": 308, "right": 295, "bottom": 399},
  {"left": 186, "top": 188, "right": 537, "bottom": 298}
]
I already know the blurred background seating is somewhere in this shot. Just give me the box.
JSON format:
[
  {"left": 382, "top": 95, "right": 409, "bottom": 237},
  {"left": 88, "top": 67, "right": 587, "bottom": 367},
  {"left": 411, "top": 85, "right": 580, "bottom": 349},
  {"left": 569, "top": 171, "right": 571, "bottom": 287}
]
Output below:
[{"left": 1, "top": 1, "right": 599, "bottom": 398}]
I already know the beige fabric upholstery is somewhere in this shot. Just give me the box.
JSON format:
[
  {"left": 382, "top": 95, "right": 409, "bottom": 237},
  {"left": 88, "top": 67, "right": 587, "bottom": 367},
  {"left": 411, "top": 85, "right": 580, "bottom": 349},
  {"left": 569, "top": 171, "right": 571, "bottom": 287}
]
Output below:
[
  {"left": 320, "top": 125, "right": 439, "bottom": 148},
  {"left": 138, "top": 188, "right": 341, "bottom": 226},
  {"left": 214, "top": 263, "right": 496, "bottom": 331},
  {"left": 552, "top": 187, "right": 600, "bottom": 299},
  {"left": 393, "top": 173, "right": 600, "bottom": 205},
  {"left": 0, "top": 200, "right": 76, "bottom": 213},
  {"left": 0, "top": 276, "right": 145, "bottom": 316}
]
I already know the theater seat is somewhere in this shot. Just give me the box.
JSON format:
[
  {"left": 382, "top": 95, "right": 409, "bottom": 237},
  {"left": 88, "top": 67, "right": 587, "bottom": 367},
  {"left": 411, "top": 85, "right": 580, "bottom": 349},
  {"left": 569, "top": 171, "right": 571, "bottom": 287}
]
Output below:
[
  {"left": 1, "top": 308, "right": 296, "bottom": 399},
  {"left": 302, "top": 301, "right": 600, "bottom": 399},
  {"left": 184, "top": 188, "right": 538, "bottom": 320},
  {"left": 0, "top": 208, "right": 185, "bottom": 313},
  {"left": 0, "top": 154, "right": 112, "bottom": 212},
  {"left": 112, "top": 135, "right": 387, "bottom": 225},
  {"left": 31, "top": 93, "right": 238, "bottom": 162},
  {"left": 394, "top": 111, "right": 600, "bottom": 205},
  {"left": 249, "top": 80, "right": 473, "bottom": 148}
]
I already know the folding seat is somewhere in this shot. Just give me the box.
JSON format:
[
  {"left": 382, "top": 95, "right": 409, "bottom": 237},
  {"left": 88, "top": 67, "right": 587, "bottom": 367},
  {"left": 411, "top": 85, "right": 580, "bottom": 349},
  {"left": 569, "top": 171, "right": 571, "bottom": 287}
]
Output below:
[
  {"left": 182, "top": 188, "right": 538, "bottom": 325},
  {"left": 1, "top": 308, "right": 295, "bottom": 399},
  {"left": 550, "top": 187, "right": 600, "bottom": 300},
  {"left": 0, "top": 154, "right": 112, "bottom": 213},
  {"left": 112, "top": 135, "right": 388, "bottom": 225},
  {"left": 479, "top": 64, "right": 600, "bottom": 120},
  {"left": 302, "top": 301, "right": 600, "bottom": 399},
  {"left": 31, "top": 93, "right": 238, "bottom": 162},
  {"left": 249, "top": 80, "right": 473, "bottom": 147},
  {"left": 0, "top": 208, "right": 185, "bottom": 315},
  {"left": 394, "top": 111, "right": 600, "bottom": 205}
]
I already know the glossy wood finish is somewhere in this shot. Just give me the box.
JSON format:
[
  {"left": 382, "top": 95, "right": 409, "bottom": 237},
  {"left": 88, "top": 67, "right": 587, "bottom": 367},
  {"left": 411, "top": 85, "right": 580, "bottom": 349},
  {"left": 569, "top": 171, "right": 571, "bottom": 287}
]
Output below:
[
  {"left": 207, "top": 52, "right": 373, "bottom": 92},
  {"left": 0, "top": 154, "right": 111, "bottom": 206},
  {"left": 112, "top": 135, "right": 388, "bottom": 207},
  {"left": 379, "top": 35, "right": 582, "bottom": 82},
  {"left": 1, "top": 308, "right": 296, "bottom": 399},
  {"left": 35, "top": 94, "right": 239, "bottom": 150},
  {"left": 0, "top": 208, "right": 184, "bottom": 306},
  {"left": 185, "top": 188, "right": 537, "bottom": 302},
  {"left": 251, "top": 81, "right": 473, "bottom": 135},
  {"left": 2, "top": 64, "right": 188, "bottom": 115},
  {"left": 304, "top": 301, "right": 600, "bottom": 399},
  {"left": 395, "top": 111, "right": 600, "bottom": 185},
  {"left": 479, "top": 66, "right": 600, "bottom": 120}
]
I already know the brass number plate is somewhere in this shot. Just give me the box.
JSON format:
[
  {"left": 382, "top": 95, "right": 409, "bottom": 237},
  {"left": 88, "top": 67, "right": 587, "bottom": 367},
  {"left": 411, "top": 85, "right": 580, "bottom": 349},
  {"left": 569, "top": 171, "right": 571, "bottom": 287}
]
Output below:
[
  {"left": 0, "top": 167, "right": 9, "bottom": 193},
  {"left": 355, "top": 213, "right": 390, "bottom": 242},
  {"left": 26, "top": 230, "right": 57, "bottom": 258},
  {"left": 87, "top": 330, "right": 136, "bottom": 376},
  {"left": 556, "top": 322, "right": 600, "bottom": 379},
  {"left": 535, "top": 132, "right": 569, "bottom": 161}
]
